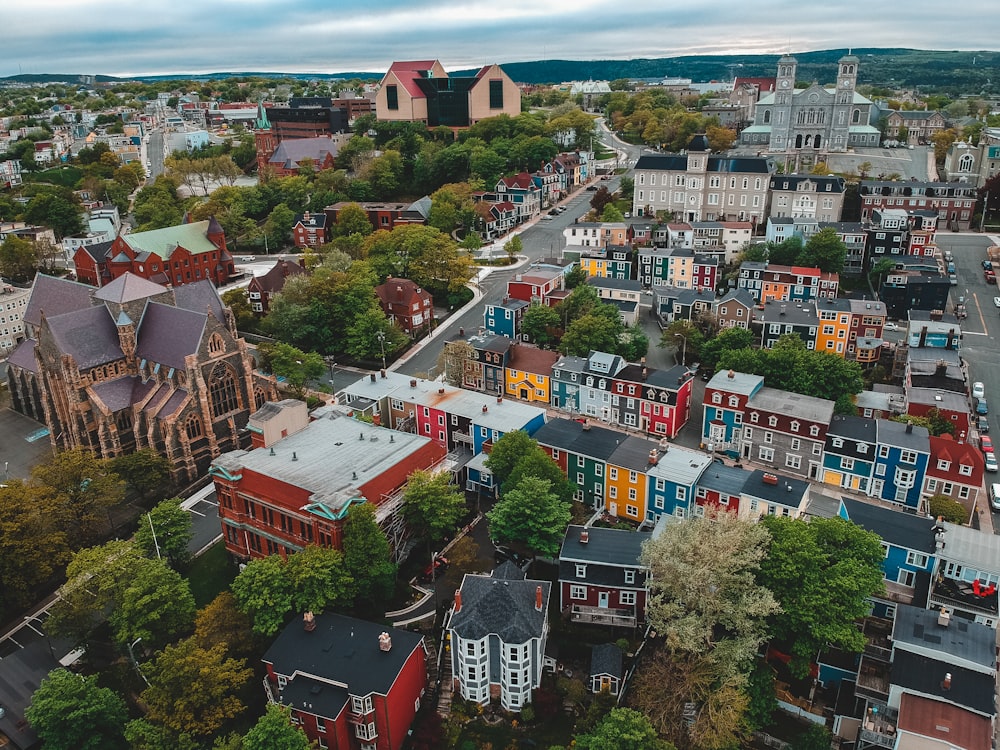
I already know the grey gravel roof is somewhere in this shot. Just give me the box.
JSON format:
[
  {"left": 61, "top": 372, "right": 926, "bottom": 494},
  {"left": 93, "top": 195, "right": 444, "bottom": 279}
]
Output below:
[
  {"left": 892, "top": 604, "right": 996, "bottom": 670},
  {"left": 747, "top": 387, "right": 834, "bottom": 423},
  {"left": 135, "top": 302, "right": 207, "bottom": 370},
  {"left": 559, "top": 525, "right": 651, "bottom": 567},
  {"left": 450, "top": 573, "right": 550, "bottom": 644}
]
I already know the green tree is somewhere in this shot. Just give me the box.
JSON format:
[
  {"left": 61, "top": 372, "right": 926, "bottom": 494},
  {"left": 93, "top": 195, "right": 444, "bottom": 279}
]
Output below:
[
  {"left": 757, "top": 516, "right": 885, "bottom": 676},
  {"left": 641, "top": 512, "right": 778, "bottom": 677},
  {"left": 589, "top": 185, "right": 614, "bottom": 215},
  {"left": 193, "top": 591, "right": 260, "bottom": 660},
  {"left": 26, "top": 669, "right": 128, "bottom": 750},
  {"left": 142, "top": 638, "right": 252, "bottom": 738},
  {"left": 110, "top": 448, "right": 171, "bottom": 501},
  {"left": 575, "top": 708, "right": 674, "bottom": 750},
  {"left": 333, "top": 202, "right": 374, "bottom": 237},
  {"left": 0, "top": 234, "right": 39, "bottom": 282},
  {"left": 522, "top": 303, "right": 561, "bottom": 347},
  {"left": 345, "top": 307, "right": 406, "bottom": 362},
  {"left": 767, "top": 236, "right": 804, "bottom": 266},
  {"left": 484, "top": 430, "right": 539, "bottom": 485},
  {"left": 264, "top": 202, "right": 296, "bottom": 250},
  {"left": 134, "top": 497, "right": 193, "bottom": 569},
  {"left": 284, "top": 544, "right": 353, "bottom": 614},
  {"left": 402, "top": 470, "right": 466, "bottom": 551},
  {"left": 123, "top": 719, "right": 199, "bottom": 750},
  {"left": 601, "top": 204, "right": 624, "bottom": 222},
  {"left": 260, "top": 341, "right": 325, "bottom": 397},
  {"left": 342, "top": 503, "right": 396, "bottom": 613},
  {"left": 109, "top": 558, "right": 196, "bottom": 649},
  {"left": 0, "top": 481, "right": 70, "bottom": 613},
  {"left": 560, "top": 312, "right": 621, "bottom": 356},
  {"left": 24, "top": 191, "right": 83, "bottom": 239},
  {"left": 230, "top": 553, "right": 293, "bottom": 636},
  {"left": 791, "top": 723, "right": 833, "bottom": 750},
  {"left": 745, "top": 662, "right": 778, "bottom": 730},
  {"left": 699, "top": 325, "right": 754, "bottom": 372},
  {"left": 797, "top": 226, "right": 847, "bottom": 273},
  {"left": 504, "top": 234, "right": 523, "bottom": 263},
  {"left": 487, "top": 475, "right": 571, "bottom": 558},
  {"left": 501, "top": 447, "right": 576, "bottom": 506},
  {"left": 660, "top": 319, "right": 704, "bottom": 366},
  {"left": 31, "top": 448, "right": 125, "bottom": 546},
  {"left": 564, "top": 264, "right": 588, "bottom": 289},
  {"left": 243, "top": 704, "right": 312, "bottom": 750},
  {"left": 928, "top": 493, "right": 967, "bottom": 524}
]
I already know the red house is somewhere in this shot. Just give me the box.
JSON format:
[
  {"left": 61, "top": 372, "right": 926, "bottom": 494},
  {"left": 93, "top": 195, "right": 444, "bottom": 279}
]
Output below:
[
  {"left": 210, "top": 400, "right": 446, "bottom": 561},
  {"left": 292, "top": 211, "right": 329, "bottom": 249},
  {"left": 246, "top": 259, "right": 308, "bottom": 315},
  {"left": 374, "top": 277, "right": 433, "bottom": 334},
  {"left": 923, "top": 434, "right": 984, "bottom": 516},
  {"left": 558, "top": 525, "right": 651, "bottom": 628},
  {"left": 73, "top": 217, "right": 234, "bottom": 288},
  {"left": 325, "top": 199, "right": 430, "bottom": 233},
  {"left": 506, "top": 267, "right": 564, "bottom": 303},
  {"left": 263, "top": 613, "right": 427, "bottom": 750}
]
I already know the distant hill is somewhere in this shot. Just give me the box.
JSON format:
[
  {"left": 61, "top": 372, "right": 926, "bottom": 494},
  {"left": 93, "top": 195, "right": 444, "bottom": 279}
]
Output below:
[{"left": 3, "top": 48, "right": 998, "bottom": 91}]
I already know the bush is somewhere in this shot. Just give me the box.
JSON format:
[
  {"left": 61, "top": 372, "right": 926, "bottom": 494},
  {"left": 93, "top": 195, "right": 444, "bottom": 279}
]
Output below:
[
  {"left": 928, "top": 494, "right": 968, "bottom": 524},
  {"left": 520, "top": 704, "right": 536, "bottom": 723}
]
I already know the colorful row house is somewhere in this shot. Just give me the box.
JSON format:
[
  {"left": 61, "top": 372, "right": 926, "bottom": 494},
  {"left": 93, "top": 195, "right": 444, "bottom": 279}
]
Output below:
[
  {"left": 636, "top": 246, "right": 719, "bottom": 290},
  {"left": 737, "top": 261, "right": 840, "bottom": 303}
]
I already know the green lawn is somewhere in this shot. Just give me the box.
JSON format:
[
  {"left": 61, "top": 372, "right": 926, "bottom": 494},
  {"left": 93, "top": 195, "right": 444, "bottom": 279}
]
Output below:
[
  {"left": 185, "top": 541, "right": 237, "bottom": 607},
  {"left": 24, "top": 165, "right": 84, "bottom": 188}
]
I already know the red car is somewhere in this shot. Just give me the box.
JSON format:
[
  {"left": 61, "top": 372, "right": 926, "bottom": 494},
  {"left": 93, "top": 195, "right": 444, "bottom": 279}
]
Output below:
[
  {"left": 986, "top": 269, "right": 996, "bottom": 284},
  {"left": 981, "top": 436, "right": 994, "bottom": 454},
  {"left": 420, "top": 556, "right": 449, "bottom": 582}
]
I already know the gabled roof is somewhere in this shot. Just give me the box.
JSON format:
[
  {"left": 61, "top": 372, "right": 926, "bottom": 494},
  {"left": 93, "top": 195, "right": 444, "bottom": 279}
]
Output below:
[
  {"left": 90, "top": 375, "right": 143, "bottom": 412},
  {"left": 93, "top": 272, "right": 168, "bottom": 304},
  {"left": 250, "top": 260, "right": 307, "bottom": 295},
  {"left": 590, "top": 643, "right": 623, "bottom": 680},
  {"left": 839, "top": 496, "right": 935, "bottom": 553},
  {"left": 262, "top": 612, "right": 424, "bottom": 700},
  {"left": 268, "top": 137, "right": 339, "bottom": 170},
  {"left": 135, "top": 302, "right": 207, "bottom": 370},
  {"left": 24, "top": 272, "right": 96, "bottom": 329},
  {"left": 6, "top": 338, "right": 38, "bottom": 373},
  {"left": 122, "top": 220, "right": 220, "bottom": 259},
  {"left": 507, "top": 345, "right": 559, "bottom": 377},
  {"left": 47, "top": 305, "right": 121, "bottom": 369},
  {"left": 172, "top": 279, "right": 226, "bottom": 322},
  {"left": 559, "top": 525, "right": 650, "bottom": 567},
  {"left": 890, "top": 651, "right": 995, "bottom": 716},
  {"left": 450, "top": 573, "right": 549, "bottom": 644},
  {"left": 386, "top": 60, "right": 443, "bottom": 98}
]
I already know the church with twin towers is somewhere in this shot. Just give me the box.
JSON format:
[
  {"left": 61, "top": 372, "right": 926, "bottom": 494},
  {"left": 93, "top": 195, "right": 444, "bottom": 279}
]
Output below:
[{"left": 739, "top": 53, "right": 882, "bottom": 170}]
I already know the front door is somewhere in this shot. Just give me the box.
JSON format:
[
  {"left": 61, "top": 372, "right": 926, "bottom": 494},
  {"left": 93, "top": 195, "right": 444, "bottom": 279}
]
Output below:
[{"left": 598, "top": 591, "right": 609, "bottom": 608}]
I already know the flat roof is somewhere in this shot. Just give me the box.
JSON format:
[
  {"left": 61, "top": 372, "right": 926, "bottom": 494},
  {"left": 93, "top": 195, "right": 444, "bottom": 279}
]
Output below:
[{"left": 747, "top": 387, "right": 834, "bottom": 423}]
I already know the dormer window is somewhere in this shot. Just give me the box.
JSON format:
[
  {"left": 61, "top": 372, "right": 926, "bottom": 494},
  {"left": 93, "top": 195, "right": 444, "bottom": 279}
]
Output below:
[
  {"left": 750, "top": 412, "right": 759, "bottom": 424},
  {"left": 768, "top": 416, "right": 778, "bottom": 427},
  {"left": 728, "top": 396, "right": 739, "bottom": 408},
  {"left": 790, "top": 421, "right": 800, "bottom": 432},
  {"left": 576, "top": 564, "right": 587, "bottom": 578},
  {"left": 832, "top": 437, "right": 844, "bottom": 448},
  {"left": 712, "top": 392, "right": 722, "bottom": 404}
]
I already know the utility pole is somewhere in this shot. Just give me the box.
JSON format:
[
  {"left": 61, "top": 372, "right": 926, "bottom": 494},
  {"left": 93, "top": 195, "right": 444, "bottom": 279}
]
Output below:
[{"left": 147, "top": 513, "right": 161, "bottom": 560}]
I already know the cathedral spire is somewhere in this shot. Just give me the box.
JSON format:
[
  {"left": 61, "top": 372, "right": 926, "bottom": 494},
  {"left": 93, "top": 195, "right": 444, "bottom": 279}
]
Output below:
[{"left": 255, "top": 99, "right": 270, "bottom": 131}]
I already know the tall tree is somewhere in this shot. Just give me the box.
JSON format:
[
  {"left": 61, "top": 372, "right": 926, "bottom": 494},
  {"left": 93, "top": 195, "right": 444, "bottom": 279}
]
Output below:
[
  {"left": 230, "top": 553, "right": 293, "bottom": 636},
  {"left": 757, "top": 516, "right": 885, "bottom": 676},
  {"left": 402, "top": 470, "right": 466, "bottom": 549},
  {"left": 24, "top": 191, "right": 83, "bottom": 239},
  {"left": 486, "top": 475, "right": 571, "bottom": 558},
  {"left": 259, "top": 340, "right": 325, "bottom": 397},
  {"left": 437, "top": 339, "right": 476, "bottom": 387},
  {"left": 31, "top": 448, "right": 125, "bottom": 546},
  {"left": 134, "top": 497, "right": 193, "bottom": 568},
  {"left": 243, "top": 704, "right": 313, "bottom": 750},
  {"left": 26, "top": 669, "right": 129, "bottom": 750},
  {"left": 797, "top": 226, "right": 847, "bottom": 273},
  {"left": 500, "top": 447, "right": 576, "bottom": 506},
  {"left": 575, "top": 708, "right": 674, "bottom": 750},
  {"left": 141, "top": 638, "right": 252, "bottom": 739},
  {"left": 109, "top": 449, "right": 171, "bottom": 501},
  {"left": 284, "top": 544, "right": 354, "bottom": 614},
  {"left": 192, "top": 591, "right": 260, "bottom": 659},
  {"left": 342, "top": 502, "right": 396, "bottom": 613},
  {"left": 504, "top": 234, "right": 523, "bottom": 263},
  {"left": 641, "top": 512, "right": 778, "bottom": 677},
  {"left": 332, "top": 202, "right": 374, "bottom": 237},
  {"left": 0, "top": 234, "right": 38, "bottom": 282},
  {"left": 484, "top": 430, "right": 540, "bottom": 485},
  {"left": 522, "top": 303, "right": 562, "bottom": 348},
  {"left": 109, "top": 558, "right": 196, "bottom": 650}
]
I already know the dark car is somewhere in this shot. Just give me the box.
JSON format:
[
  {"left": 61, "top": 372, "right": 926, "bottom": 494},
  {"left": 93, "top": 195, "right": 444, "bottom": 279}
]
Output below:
[
  {"left": 586, "top": 185, "right": 599, "bottom": 191},
  {"left": 548, "top": 208, "right": 559, "bottom": 215},
  {"left": 977, "top": 398, "right": 989, "bottom": 416},
  {"left": 419, "top": 555, "right": 448, "bottom": 582},
  {"left": 978, "top": 416, "right": 990, "bottom": 434},
  {"left": 494, "top": 544, "right": 527, "bottom": 567}
]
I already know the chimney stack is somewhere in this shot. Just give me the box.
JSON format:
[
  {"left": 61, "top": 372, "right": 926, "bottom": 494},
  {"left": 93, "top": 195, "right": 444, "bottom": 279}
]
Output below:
[
  {"left": 378, "top": 632, "right": 392, "bottom": 652},
  {"left": 370, "top": 373, "right": 376, "bottom": 383},
  {"left": 937, "top": 607, "right": 951, "bottom": 628},
  {"left": 303, "top": 611, "right": 316, "bottom": 632},
  {"left": 941, "top": 672, "right": 952, "bottom": 691},
  {"left": 728, "top": 370, "right": 735, "bottom": 379},
  {"left": 454, "top": 590, "right": 462, "bottom": 613},
  {"left": 579, "top": 530, "right": 589, "bottom": 544},
  {"left": 535, "top": 585, "right": 543, "bottom": 612}
]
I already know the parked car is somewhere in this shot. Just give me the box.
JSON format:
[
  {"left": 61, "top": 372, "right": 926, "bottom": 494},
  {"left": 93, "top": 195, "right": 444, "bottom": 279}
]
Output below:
[
  {"left": 586, "top": 185, "right": 598, "bottom": 191},
  {"left": 239, "top": 255, "right": 255, "bottom": 262},
  {"left": 986, "top": 454, "right": 999, "bottom": 474},
  {"left": 985, "top": 259, "right": 995, "bottom": 270},
  {"left": 884, "top": 322, "right": 900, "bottom": 332},
  {"left": 548, "top": 208, "right": 559, "bottom": 215},
  {"left": 986, "top": 269, "right": 997, "bottom": 284},
  {"left": 994, "top": 296, "right": 1000, "bottom": 308},
  {"left": 992, "top": 482, "right": 1000, "bottom": 510},
  {"left": 493, "top": 544, "right": 527, "bottom": 567},
  {"left": 419, "top": 555, "right": 448, "bottom": 582},
  {"left": 978, "top": 416, "right": 990, "bottom": 434},
  {"left": 973, "top": 382, "right": 986, "bottom": 399},
  {"left": 949, "top": 274, "right": 958, "bottom": 285},
  {"left": 977, "top": 398, "right": 989, "bottom": 415},
  {"left": 981, "top": 435, "right": 993, "bottom": 454}
]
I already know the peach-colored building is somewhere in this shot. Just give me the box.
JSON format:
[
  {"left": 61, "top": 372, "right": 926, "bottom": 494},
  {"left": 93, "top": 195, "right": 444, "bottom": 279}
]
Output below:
[{"left": 375, "top": 60, "right": 520, "bottom": 127}]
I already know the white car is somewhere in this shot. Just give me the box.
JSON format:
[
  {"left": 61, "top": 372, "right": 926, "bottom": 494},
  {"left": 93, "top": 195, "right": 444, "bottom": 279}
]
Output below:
[
  {"left": 973, "top": 382, "right": 986, "bottom": 400},
  {"left": 883, "top": 322, "right": 900, "bottom": 332},
  {"left": 986, "top": 453, "right": 999, "bottom": 473},
  {"left": 992, "top": 483, "right": 1000, "bottom": 511},
  {"left": 993, "top": 296, "right": 1000, "bottom": 308}
]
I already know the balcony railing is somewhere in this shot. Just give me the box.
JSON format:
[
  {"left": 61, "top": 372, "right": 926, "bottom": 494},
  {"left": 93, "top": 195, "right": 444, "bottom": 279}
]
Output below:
[
  {"left": 570, "top": 604, "right": 637, "bottom": 627},
  {"left": 859, "top": 728, "right": 895, "bottom": 748},
  {"left": 881, "top": 579, "right": 916, "bottom": 605},
  {"left": 855, "top": 655, "right": 890, "bottom": 701}
]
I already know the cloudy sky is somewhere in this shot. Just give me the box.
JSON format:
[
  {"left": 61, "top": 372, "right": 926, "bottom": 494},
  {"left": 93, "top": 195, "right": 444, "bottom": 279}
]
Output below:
[{"left": 4, "top": 0, "right": 997, "bottom": 78}]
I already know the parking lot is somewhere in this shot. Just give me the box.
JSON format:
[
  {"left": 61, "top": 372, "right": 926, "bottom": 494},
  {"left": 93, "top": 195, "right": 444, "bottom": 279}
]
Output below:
[{"left": 0, "top": 404, "right": 55, "bottom": 482}]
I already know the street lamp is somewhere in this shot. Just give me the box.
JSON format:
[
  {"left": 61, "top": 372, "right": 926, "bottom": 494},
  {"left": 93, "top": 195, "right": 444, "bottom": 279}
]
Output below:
[
  {"left": 674, "top": 333, "right": 687, "bottom": 367},
  {"left": 376, "top": 331, "right": 387, "bottom": 370},
  {"left": 127, "top": 637, "right": 150, "bottom": 687}
]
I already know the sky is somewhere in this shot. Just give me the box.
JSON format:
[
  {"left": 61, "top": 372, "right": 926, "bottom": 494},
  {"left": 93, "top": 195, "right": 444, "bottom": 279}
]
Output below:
[{"left": 3, "top": 0, "right": 998, "bottom": 78}]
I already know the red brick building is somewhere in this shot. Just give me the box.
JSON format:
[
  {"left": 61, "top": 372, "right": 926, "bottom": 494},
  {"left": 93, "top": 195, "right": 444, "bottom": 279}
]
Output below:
[
  {"left": 73, "top": 217, "right": 234, "bottom": 288},
  {"left": 210, "top": 400, "right": 446, "bottom": 561},
  {"left": 374, "top": 278, "right": 433, "bottom": 334},
  {"left": 263, "top": 613, "right": 427, "bottom": 750},
  {"left": 325, "top": 199, "right": 430, "bottom": 234},
  {"left": 247, "top": 259, "right": 308, "bottom": 315},
  {"left": 292, "top": 211, "right": 329, "bottom": 249}
]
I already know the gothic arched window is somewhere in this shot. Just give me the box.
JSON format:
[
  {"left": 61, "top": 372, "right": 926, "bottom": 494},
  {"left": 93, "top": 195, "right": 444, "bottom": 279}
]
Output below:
[{"left": 208, "top": 363, "right": 240, "bottom": 419}]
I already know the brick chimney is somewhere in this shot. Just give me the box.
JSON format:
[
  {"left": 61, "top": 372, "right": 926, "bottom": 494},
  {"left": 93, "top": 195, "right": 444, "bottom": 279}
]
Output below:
[
  {"left": 941, "top": 672, "right": 952, "bottom": 691},
  {"left": 378, "top": 631, "right": 392, "bottom": 652},
  {"left": 535, "top": 585, "right": 543, "bottom": 612},
  {"left": 579, "top": 530, "right": 589, "bottom": 544},
  {"left": 454, "top": 590, "right": 462, "bottom": 613}
]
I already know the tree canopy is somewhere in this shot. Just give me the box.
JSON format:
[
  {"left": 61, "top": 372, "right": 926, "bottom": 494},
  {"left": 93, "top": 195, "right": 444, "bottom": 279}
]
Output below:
[
  {"left": 26, "top": 669, "right": 129, "bottom": 750},
  {"left": 486, "top": 475, "right": 571, "bottom": 558},
  {"left": 575, "top": 708, "right": 675, "bottom": 750},
  {"left": 401, "top": 470, "right": 466, "bottom": 550}
]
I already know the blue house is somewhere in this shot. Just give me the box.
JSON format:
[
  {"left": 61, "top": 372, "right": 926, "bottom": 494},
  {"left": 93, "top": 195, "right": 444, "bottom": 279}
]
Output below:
[
  {"left": 646, "top": 445, "right": 713, "bottom": 519},
  {"left": 484, "top": 298, "right": 529, "bottom": 340},
  {"left": 839, "top": 496, "right": 936, "bottom": 619},
  {"left": 702, "top": 370, "right": 765, "bottom": 456},
  {"left": 872, "top": 420, "right": 930, "bottom": 508}
]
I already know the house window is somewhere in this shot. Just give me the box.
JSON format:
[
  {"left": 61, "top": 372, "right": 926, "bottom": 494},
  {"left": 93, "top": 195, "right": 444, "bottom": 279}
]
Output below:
[
  {"left": 841, "top": 458, "right": 854, "bottom": 470},
  {"left": 878, "top": 445, "right": 890, "bottom": 458},
  {"left": 624, "top": 570, "right": 635, "bottom": 584},
  {"left": 385, "top": 84, "right": 398, "bottom": 110},
  {"left": 619, "top": 591, "right": 637, "bottom": 606},
  {"left": 905, "top": 551, "right": 928, "bottom": 568},
  {"left": 576, "top": 564, "right": 587, "bottom": 578},
  {"left": 900, "top": 450, "right": 917, "bottom": 464},
  {"left": 489, "top": 79, "right": 504, "bottom": 109},
  {"left": 786, "top": 454, "right": 801, "bottom": 469},
  {"left": 790, "top": 438, "right": 801, "bottom": 451},
  {"left": 758, "top": 447, "right": 774, "bottom": 461},
  {"left": 897, "top": 569, "right": 915, "bottom": 587},
  {"left": 570, "top": 585, "right": 587, "bottom": 600}
]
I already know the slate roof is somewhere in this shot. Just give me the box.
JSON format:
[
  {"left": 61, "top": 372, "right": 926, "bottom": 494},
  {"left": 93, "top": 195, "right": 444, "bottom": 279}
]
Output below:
[
  {"left": 696, "top": 461, "right": 751, "bottom": 497},
  {"left": 80, "top": 239, "right": 114, "bottom": 264},
  {"left": 47, "top": 305, "right": 121, "bottom": 369},
  {"left": 133, "top": 303, "right": 207, "bottom": 371},
  {"left": 588, "top": 276, "right": 642, "bottom": 292},
  {"left": 492, "top": 560, "right": 526, "bottom": 581},
  {"left": 890, "top": 650, "right": 995, "bottom": 716},
  {"left": 533, "top": 418, "right": 626, "bottom": 461},
  {"left": 156, "top": 388, "right": 189, "bottom": 420},
  {"left": 875, "top": 419, "right": 930, "bottom": 453},
  {"left": 938, "top": 520, "right": 1000, "bottom": 573},
  {"left": 769, "top": 175, "right": 845, "bottom": 192},
  {"left": 268, "top": 137, "right": 339, "bottom": 169},
  {"left": 706, "top": 369, "right": 764, "bottom": 396},
  {"left": 122, "top": 220, "right": 219, "bottom": 259},
  {"left": 559, "top": 525, "right": 651, "bottom": 567},
  {"left": 263, "top": 612, "right": 424, "bottom": 701},
  {"left": 6, "top": 338, "right": 38, "bottom": 373},
  {"left": 90, "top": 376, "right": 142, "bottom": 412},
  {"left": 172, "top": 279, "right": 226, "bottom": 322},
  {"left": 93, "top": 272, "right": 168, "bottom": 304},
  {"left": 275, "top": 673, "right": 348, "bottom": 723},
  {"left": 450, "top": 573, "right": 550, "bottom": 644},
  {"left": 23, "top": 273, "right": 96, "bottom": 329},
  {"left": 590, "top": 644, "right": 623, "bottom": 679},
  {"left": 827, "top": 414, "right": 877, "bottom": 443},
  {"left": 839, "top": 496, "right": 936, "bottom": 553},
  {"left": 250, "top": 260, "right": 307, "bottom": 295},
  {"left": 741, "top": 469, "right": 808, "bottom": 508}
]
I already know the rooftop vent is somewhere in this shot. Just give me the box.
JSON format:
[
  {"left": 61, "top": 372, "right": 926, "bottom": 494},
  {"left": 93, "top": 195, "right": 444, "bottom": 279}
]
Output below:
[{"left": 378, "top": 632, "right": 392, "bottom": 652}]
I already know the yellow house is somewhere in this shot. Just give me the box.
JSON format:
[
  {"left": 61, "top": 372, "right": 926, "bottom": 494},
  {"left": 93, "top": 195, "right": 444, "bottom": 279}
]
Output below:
[
  {"left": 579, "top": 256, "right": 610, "bottom": 278},
  {"left": 815, "top": 299, "right": 852, "bottom": 356},
  {"left": 605, "top": 461, "right": 647, "bottom": 522},
  {"left": 504, "top": 345, "right": 560, "bottom": 403}
]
